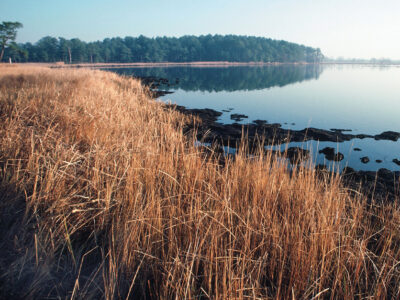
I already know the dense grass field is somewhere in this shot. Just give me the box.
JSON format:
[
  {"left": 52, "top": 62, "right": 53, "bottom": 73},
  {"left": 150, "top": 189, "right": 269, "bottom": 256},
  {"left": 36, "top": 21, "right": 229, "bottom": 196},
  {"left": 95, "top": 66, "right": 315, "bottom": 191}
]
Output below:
[{"left": 1, "top": 65, "right": 400, "bottom": 299}]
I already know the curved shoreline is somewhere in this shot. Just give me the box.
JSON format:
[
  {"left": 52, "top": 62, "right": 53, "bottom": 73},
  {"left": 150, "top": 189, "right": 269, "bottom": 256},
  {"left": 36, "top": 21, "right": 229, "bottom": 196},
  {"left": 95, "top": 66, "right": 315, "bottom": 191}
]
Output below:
[
  {"left": 51, "top": 61, "right": 313, "bottom": 69},
  {"left": 41, "top": 61, "right": 400, "bottom": 69}
]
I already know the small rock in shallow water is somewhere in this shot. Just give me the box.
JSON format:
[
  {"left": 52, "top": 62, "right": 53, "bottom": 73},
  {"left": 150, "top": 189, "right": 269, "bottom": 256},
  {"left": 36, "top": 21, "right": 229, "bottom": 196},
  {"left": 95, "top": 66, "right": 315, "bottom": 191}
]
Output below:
[
  {"left": 376, "top": 159, "right": 383, "bottom": 163},
  {"left": 319, "top": 147, "right": 344, "bottom": 161},
  {"left": 230, "top": 113, "right": 248, "bottom": 121},
  {"left": 319, "top": 147, "right": 335, "bottom": 156},
  {"left": 360, "top": 156, "right": 370, "bottom": 164},
  {"left": 393, "top": 159, "right": 400, "bottom": 166},
  {"left": 354, "top": 148, "right": 362, "bottom": 151},
  {"left": 253, "top": 119, "right": 268, "bottom": 125}
]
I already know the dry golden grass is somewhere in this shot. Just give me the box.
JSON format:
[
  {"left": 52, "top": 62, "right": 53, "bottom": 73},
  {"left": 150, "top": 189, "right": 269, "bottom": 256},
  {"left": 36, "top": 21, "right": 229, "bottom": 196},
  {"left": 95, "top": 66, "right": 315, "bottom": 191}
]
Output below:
[{"left": 1, "top": 65, "right": 400, "bottom": 299}]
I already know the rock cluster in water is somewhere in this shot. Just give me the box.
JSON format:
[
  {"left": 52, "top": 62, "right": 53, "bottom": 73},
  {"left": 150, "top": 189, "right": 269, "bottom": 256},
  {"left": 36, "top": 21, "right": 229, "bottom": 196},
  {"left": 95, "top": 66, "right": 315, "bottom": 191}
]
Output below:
[
  {"left": 164, "top": 104, "right": 400, "bottom": 200},
  {"left": 168, "top": 105, "right": 400, "bottom": 146},
  {"left": 319, "top": 147, "right": 344, "bottom": 161}
]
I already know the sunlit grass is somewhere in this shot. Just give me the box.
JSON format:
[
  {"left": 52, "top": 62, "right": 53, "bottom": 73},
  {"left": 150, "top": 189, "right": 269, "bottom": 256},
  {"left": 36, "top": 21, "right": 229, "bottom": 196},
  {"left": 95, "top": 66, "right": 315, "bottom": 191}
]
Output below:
[{"left": 1, "top": 64, "right": 399, "bottom": 299}]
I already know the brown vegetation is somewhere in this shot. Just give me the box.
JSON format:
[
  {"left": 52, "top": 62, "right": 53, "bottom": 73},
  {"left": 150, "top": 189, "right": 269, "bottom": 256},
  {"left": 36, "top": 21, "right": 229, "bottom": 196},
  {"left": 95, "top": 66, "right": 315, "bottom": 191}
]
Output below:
[{"left": 1, "top": 65, "right": 400, "bottom": 299}]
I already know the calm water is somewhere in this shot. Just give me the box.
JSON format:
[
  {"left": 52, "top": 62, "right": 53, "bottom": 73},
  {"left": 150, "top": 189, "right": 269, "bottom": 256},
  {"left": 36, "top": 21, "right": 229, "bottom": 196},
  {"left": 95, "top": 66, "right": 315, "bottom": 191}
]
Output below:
[{"left": 107, "top": 65, "right": 400, "bottom": 171}]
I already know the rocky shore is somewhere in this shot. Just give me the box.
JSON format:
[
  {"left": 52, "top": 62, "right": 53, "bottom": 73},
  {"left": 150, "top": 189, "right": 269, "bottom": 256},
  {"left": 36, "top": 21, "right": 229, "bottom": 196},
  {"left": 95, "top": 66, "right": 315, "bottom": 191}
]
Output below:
[
  {"left": 167, "top": 104, "right": 400, "bottom": 200},
  {"left": 341, "top": 167, "right": 400, "bottom": 200},
  {"left": 138, "top": 75, "right": 399, "bottom": 200},
  {"left": 169, "top": 104, "right": 399, "bottom": 145}
]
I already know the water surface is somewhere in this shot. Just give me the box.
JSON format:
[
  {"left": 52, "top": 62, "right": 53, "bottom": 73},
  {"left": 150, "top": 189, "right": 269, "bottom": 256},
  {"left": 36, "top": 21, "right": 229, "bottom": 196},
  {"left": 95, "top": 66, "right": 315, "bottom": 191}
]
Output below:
[{"left": 106, "top": 65, "right": 400, "bottom": 171}]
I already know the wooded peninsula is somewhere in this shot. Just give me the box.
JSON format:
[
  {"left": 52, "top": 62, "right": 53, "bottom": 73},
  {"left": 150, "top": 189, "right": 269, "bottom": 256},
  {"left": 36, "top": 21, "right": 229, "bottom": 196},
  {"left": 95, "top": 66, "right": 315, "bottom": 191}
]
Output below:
[{"left": 2, "top": 34, "right": 324, "bottom": 63}]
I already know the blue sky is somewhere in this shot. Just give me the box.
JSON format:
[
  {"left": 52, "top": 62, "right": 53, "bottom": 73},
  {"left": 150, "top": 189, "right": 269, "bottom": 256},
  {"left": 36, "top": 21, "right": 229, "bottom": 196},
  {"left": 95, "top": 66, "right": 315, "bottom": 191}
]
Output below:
[{"left": 1, "top": 0, "right": 400, "bottom": 59}]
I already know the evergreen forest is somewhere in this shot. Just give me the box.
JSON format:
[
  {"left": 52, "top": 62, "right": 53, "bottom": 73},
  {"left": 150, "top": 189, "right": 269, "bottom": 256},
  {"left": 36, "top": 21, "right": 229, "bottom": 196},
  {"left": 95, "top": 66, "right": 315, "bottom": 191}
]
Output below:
[{"left": 2, "top": 35, "right": 323, "bottom": 63}]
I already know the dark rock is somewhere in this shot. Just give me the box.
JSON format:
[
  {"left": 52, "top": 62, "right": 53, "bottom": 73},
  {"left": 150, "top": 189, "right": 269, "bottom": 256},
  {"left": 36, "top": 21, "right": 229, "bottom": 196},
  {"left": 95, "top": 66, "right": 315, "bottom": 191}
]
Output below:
[
  {"left": 360, "top": 156, "right": 370, "bottom": 164},
  {"left": 355, "top": 134, "right": 372, "bottom": 139},
  {"left": 168, "top": 105, "right": 223, "bottom": 124},
  {"left": 139, "top": 76, "right": 170, "bottom": 87},
  {"left": 377, "top": 168, "right": 395, "bottom": 179},
  {"left": 230, "top": 113, "right": 248, "bottom": 121},
  {"left": 375, "top": 131, "right": 400, "bottom": 141},
  {"left": 190, "top": 108, "right": 222, "bottom": 119},
  {"left": 211, "top": 123, "right": 241, "bottom": 137},
  {"left": 152, "top": 90, "right": 174, "bottom": 97},
  {"left": 270, "top": 123, "right": 282, "bottom": 128},
  {"left": 253, "top": 119, "right": 268, "bottom": 126},
  {"left": 319, "top": 147, "right": 335, "bottom": 156},
  {"left": 319, "top": 147, "right": 344, "bottom": 161},
  {"left": 354, "top": 148, "right": 362, "bottom": 151},
  {"left": 137, "top": 76, "right": 176, "bottom": 98},
  {"left": 393, "top": 159, "right": 400, "bottom": 166},
  {"left": 284, "top": 147, "right": 310, "bottom": 164},
  {"left": 301, "top": 128, "right": 352, "bottom": 142},
  {"left": 376, "top": 159, "right": 383, "bottom": 163},
  {"left": 341, "top": 167, "right": 400, "bottom": 201},
  {"left": 342, "top": 167, "right": 356, "bottom": 174},
  {"left": 330, "top": 128, "right": 352, "bottom": 132}
]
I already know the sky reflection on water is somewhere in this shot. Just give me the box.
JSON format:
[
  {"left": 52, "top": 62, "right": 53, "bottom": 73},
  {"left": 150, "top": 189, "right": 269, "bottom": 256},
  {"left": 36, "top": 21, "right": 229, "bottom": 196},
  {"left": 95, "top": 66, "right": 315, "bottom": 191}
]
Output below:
[{"left": 108, "top": 65, "right": 400, "bottom": 171}]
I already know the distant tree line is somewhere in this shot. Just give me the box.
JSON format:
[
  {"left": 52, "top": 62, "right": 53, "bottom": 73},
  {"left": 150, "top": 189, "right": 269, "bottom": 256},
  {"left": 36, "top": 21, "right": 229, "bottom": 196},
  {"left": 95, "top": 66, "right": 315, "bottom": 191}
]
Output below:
[
  {"left": 2, "top": 35, "right": 324, "bottom": 63},
  {"left": 323, "top": 57, "right": 399, "bottom": 65}
]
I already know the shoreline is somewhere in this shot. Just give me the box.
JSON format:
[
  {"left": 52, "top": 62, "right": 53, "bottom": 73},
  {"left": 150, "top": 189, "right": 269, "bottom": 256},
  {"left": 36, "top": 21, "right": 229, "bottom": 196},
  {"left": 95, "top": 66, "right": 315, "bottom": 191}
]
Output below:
[
  {"left": 166, "top": 103, "right": 400, "bottom": 199},
  {"left": 139, "top": 77, "right": 400, "bottom": 173},
  {"left": 55, "top": 61, "right": 309, "bottom": 68},
  {"left": 4, "top": 61, "right": 399, "bottom": 69}
]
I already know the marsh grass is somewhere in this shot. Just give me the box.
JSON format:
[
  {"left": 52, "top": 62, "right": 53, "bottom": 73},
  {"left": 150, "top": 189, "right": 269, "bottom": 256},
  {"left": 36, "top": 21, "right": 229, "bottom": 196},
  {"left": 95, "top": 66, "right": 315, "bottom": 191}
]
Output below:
[{"left": 1, "top": 65, "right": 400, "bottom": 299}]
